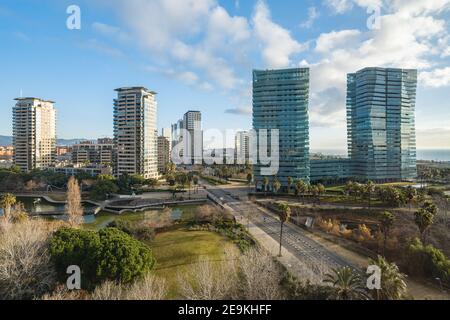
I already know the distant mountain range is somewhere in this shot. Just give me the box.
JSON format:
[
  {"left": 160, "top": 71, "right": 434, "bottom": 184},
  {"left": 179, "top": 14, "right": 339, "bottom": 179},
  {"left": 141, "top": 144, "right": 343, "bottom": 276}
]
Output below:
[{"left": 0, "top": 135, "right": 88, "bottom": 147}]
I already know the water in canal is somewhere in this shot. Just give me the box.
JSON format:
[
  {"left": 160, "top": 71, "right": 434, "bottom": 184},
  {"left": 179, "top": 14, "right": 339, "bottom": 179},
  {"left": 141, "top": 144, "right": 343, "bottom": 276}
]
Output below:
[{"left": 0, "top": 196, "right": 193, "bottom": 229}]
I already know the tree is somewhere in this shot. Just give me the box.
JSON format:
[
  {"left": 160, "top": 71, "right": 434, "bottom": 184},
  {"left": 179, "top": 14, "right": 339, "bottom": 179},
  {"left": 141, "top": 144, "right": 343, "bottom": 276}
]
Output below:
[
  {"left": 364, "top": 181, "right": 375, "bottom": 210},
  {"left": 187, "top": 174, "right": 193, "bottom": 199},
  {"left": 310, "top": 185, "right": 319, "bottom": 205},
  {"left": 166, "top": 162, "right": 176, "bottom": 175},
  {"left": 49, "top": 227, "right": 156, "bottom": 289},
  {"left": 317, "top": 183, "right": 325, "bottom": 204},
  {"left": 0, "top": 219, "right": 57, "bottom": 300},
  {"left": 414, "top": 201, "right": 438, "bottom": 243},
  {"left": 295, "top": 180, "right": 307, "bottom": 204},
  {"left": 193, "top": 176, "right": 199, "bottom": 193},
  {"left": 263, "top": 177, "right": 269, "bottom": 196},
  {"left": 324, "top": 267, "right": 366, "bottom": 300},
  {"left": 405, "top": 186, "right": 417, "bottom": 212},
  {"left": 369, "top": 256, "right": 407, "bottom": 300},
  {"left": 0, "top": 193, "right": 16, "bottom": 221},
  {"left": 277, "top": 203, "right": 291, "bottom": 257},
  {"left": 91, "top": 179, "right": 119, "bottom": 200},
  {"left": 246, "top": 173, "right": 253, "bottom": 192},
  {"left": 273, "top": 177, "right": 281, "bottom": 195},
  {"left": 379, "top": 211, "right": 395, "bottom": 255},
  {"left": 66, "top": 176, "right": 83, "bottom": 227},
  {"left": 287, "top": 177, "right": 293, "bottom": 194}
]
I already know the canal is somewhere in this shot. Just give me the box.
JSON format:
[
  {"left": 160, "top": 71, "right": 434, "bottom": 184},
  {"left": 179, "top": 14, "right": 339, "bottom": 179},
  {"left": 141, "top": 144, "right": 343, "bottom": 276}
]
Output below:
[{"left": 0, "top": 196, "right": 196, "bottom": 229}]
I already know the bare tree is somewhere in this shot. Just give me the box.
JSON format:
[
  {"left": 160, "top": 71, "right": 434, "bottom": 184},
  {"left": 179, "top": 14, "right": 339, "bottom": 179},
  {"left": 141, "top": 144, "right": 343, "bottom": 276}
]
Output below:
[
  {"left": 0, "top": 219, "right": 57, "bottom": 300},
  {"left": 125, "top": 274, "right": 167, "bottom": 300},
  {"left": 81, "top": 274, "right": 168, "bottom": 301},
  {"left": 91, "top": 281, "right": 123, "bottom": 300},
  {"left": 178, "top": 249, "right": 238, "bottom": 300},
  {"left": 239, "top": 248, "right": 284, "bottom": 300},
  {"left": 66, "top": 176, "right": 83, "bottom": 227}
]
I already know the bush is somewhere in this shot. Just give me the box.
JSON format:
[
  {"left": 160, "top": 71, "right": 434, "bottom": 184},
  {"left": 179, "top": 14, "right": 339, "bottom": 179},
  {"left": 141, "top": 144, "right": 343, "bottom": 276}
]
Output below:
[
  {"left": 49, "top": 227, "right": 156, "bottom": 289},
  {"left": 405, "top": 238, "right": 450, "bottom": 286},
  {"left": 107, "top": 220, "right": 155, "bottom": 242},
  {"left": 282, "top": 274, "right": 335, "bottom": 300},
  {"left": 213, "top": 221, "right": 255, "bottom": 252},
  {"left": 0, "top": 219, "right": 57, "bottom": 300}
]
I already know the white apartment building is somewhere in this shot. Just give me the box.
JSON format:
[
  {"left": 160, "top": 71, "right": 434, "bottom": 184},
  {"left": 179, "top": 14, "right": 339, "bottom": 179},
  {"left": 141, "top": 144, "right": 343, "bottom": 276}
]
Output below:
[
  {"left": 13, "top": 98, "right": 56, "bottom": 171},
  {"left": 113, "top": 87, "right": 158, "bottom": 179},
  {"left": 235, "top": 130, "right": 250, "bottom": 164}
]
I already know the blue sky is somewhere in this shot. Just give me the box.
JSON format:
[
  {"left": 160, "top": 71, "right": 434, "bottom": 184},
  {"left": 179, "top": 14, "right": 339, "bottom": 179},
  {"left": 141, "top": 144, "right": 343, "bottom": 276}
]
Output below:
[{"left": 0, "top": 0, "right": 449, "bottom": 150}]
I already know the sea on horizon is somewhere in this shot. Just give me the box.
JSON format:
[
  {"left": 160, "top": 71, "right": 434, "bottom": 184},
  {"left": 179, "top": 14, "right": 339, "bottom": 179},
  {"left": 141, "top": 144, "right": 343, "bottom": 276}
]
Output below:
[{"left": 311, "top": 149, "right": 450, "bottom": 162}]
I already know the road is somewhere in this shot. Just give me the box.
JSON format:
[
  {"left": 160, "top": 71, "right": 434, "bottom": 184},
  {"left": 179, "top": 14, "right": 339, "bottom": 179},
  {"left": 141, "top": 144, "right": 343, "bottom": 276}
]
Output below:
[{"left": 205, "top": 183, "right": 354, "bottom": 271}]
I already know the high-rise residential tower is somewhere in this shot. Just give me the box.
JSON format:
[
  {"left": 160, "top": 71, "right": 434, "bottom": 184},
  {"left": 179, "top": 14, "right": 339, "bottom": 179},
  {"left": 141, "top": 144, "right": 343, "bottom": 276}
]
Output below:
[
  {"left": 13, "top": 98, "right": 56, "bottom": 172},
  {"left": 113, "top": 87, "right": 158, "bottom": 179},
  {"left": 235, "top": 131, "right": 250, "bottom": 165},
  {"left": 347, "top": 67, "right": 417, "bottom": 181},
  {"left": 253, "top": 68, "right": 310, "bottom": 189},
  {"left": 183, "top": 111, "right": 203, "bottom": 165},
  {"left": 157, "top": 135, "right": 171, "bottom": 174}
]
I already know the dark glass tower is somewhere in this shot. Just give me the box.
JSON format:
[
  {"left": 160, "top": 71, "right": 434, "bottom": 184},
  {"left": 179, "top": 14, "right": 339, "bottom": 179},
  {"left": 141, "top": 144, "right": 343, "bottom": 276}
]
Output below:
[
  {"left": 253, "top": 68, "right": 310, "bottom": 188},
  {"left": 347, "top": 67, "right": 417, "bottom": 181}
]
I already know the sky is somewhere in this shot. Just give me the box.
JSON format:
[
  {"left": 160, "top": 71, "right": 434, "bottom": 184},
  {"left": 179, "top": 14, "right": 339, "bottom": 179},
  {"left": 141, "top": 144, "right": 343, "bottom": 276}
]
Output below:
[{"left": 0, "top": 0, "right": 449, "bottom": 151}]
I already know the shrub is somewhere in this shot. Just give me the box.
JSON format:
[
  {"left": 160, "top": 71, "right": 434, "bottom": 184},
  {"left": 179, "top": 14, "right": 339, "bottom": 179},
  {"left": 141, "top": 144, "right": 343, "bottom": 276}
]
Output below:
[
  {"left": 0, "top": 219, "right": 57, "bottom": 300},
  {"left": 49, "top": 227, "right": 156, "bottom": 289},
  {"left": 213, "top": 221, "right": 255, "bottom": 252},
  {"left": 107, "top": 220, "right": 155, "bottom": 242},
  {"left": 282, "top": 275, "right": 335, "bottom": 300},
  {"left": 405, "top": 238, "right": 450, "bottom": 286}
]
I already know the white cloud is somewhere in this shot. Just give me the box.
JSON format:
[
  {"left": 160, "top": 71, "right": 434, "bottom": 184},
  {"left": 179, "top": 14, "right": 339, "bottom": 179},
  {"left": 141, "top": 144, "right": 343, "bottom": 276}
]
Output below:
[
  {"left": 300, "top": 7, "right": 320, "bottom": 29},
  {"left": 416, "top": 128, "right": 450, "bottom": 149},
  {"left": 92, "top": 22, "right": 130, "bottom": 43},
  {"left": 325, "top": 0, "right": 354, "bottom": 13},
  {"left": 225, "top": 106, "right": 252, "bottom": 115},
  {"left": 420, "top": 67, "right": 450, "bottom": 88},
  {"left": 309, "top": 1, "right": 449, "bottom": 127},
  {"left": 315, "top": 29, "right": 361, "bottom": 53},
  {"left": 252, "top": 0, "right": 308, "bottom": 68}
]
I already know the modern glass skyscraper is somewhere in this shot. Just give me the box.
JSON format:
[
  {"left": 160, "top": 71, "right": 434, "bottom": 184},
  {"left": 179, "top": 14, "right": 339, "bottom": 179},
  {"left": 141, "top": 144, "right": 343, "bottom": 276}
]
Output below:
[
  {"left": 347, "top": 67, "right": 417, "bottom": 181},
  {"left": 253, "top": 68, "right": 310, "bottom": 189},
  {"left": 113, "top": 87, "right": 158, "bottom": 179}
]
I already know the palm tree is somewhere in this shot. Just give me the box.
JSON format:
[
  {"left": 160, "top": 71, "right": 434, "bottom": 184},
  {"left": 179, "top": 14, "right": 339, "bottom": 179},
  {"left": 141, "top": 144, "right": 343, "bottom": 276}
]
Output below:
[
  {"left": 405, "top": 186, "right": 417, "bottom": 213},
  {"left": 414, "top": 201, "right": 438, "bottom": 243},
  {"left": 193, "top": 176, "right": 199, "bottom": 193},
  {"left": 0, "top": 193, "right": 16, "bottom": 220},
  {"left": 273, "top": 178, "right": 281, "bottom": 195},
  {"left": 263, "top": 177, "right": 269, "bottom": 196},
  {"left": 369, "top": 256, "right": 407, "bottom": 300},
  {"left": 277, "top": 203, "right": 291, "bottom": 257},
  {"left": 379, "top": 211, "right": 395, "bottom": 255},
  {"left": 364, "top": 181, "right": 375, "bottom": 210},
  {"left": 287, "top": 177, "right": 293, "bottom": 195},
  {"left": 246, "top": 173, "right": 253, "bottom": 193},
  {"left": 310, "top": 185, "right": 319, "bottom": 205},
  {"left": 324, "top": 267, "right": 367, "bottom": 300},
  {"left": 295, "top": 180, "right": 306, "bottom": 204},
  {"left": 317, "top": 183, "right": 325, "bottom": 204}
]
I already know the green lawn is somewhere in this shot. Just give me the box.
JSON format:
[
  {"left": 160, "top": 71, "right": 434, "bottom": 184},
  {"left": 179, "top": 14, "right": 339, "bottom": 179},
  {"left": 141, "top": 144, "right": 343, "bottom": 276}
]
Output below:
[
  {"left": 83, "top": 205, "right": 200, "bottom": 230},
  {"left": 148, "top": 229, "right": 239, "bottom": 299}
]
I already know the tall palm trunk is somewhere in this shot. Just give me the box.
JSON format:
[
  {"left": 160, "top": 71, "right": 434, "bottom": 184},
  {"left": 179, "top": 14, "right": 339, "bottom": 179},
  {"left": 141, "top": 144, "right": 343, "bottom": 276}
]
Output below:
[{"left": 279, "top": 222, "right": 284, "bottom": 257}]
